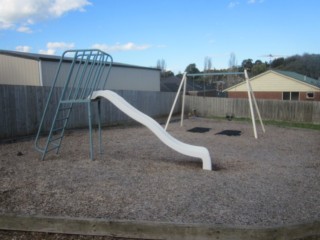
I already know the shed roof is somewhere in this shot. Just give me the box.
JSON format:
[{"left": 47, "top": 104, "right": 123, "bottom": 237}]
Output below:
[{"left": 0, "top": 49, "right": 160, "bottom": 72}]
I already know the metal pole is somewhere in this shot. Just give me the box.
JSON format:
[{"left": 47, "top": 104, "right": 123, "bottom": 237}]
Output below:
[
  {"left": 247, "top": 80, "right": 266, "bottom": 133},
  {"left": 165, "top": 72, "right": 187, "bottom": 131},
  {"left": 244, "top": 69, "right": 258, "bottom": 139},
  {"left": 180, "top": 73, "right": 187, "bottom": 127},
  {"left": 88, "top": 101, "right": 94, "bottom": 159},
  {"left": 98, "top": 99, "right": 103, "bottom": 154}
]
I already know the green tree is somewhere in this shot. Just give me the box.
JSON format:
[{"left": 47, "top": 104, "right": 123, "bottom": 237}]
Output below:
[
  {"left": 204, "top": 56, "right": 212, "bottom": 72},
  {"left": 271, "top": 54, "right": 320, "bottom": 79},
  {"left": 157, "top": 59, "right": 167, "bottom": 78},
  {"left": 185, "top": 63, "right": 200, "bottom": 74},
  {"left": 254, "top": 59, "right": 263, "bottom": 65},
  {"left": 156, "top": 59, "right": 166, "bottom": 71},
  {"left": 175, "top": 72, "right": 183, "bottom": 78},
  {"left": 162, "top": 70, "right": 174, "bottom": 78},
  {"left": 251, "top": 62, "right": 267, "bottom": 76},
  {"left": 271, "top": 57, "right": 285, "bottom": 68},
  {"left": 228, "top": 52, "right": 237, "bottom": 71},
  {"left": 241, "top": 59, "right": 253, "bottom": 71}
]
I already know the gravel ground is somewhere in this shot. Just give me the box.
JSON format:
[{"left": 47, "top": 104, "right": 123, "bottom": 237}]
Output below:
[
  {"left": 0, "top": 230, "right": 145, "bottom": 240},
  {"left": 0, "top": 118, "right": 319, "bottom": 228}
]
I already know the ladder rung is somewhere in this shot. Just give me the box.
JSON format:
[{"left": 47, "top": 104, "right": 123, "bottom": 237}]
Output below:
[
  {"left": 59, "top": 107, "right": 72, "bottom": 111},
  {"left": 50, "top": 142, "right": 59, "bottom": 147},
  {"left": 52, "top": 127, "right": 64, "bottom": 132},
  {"left": 46, "top": 145, "right": 59, "bottom": 153},
  {"left": 49, "top": 136, "right": 63, "bottom": 142},
  {"left": 56, "top": 117, "right": 69, "bottom": 122}
]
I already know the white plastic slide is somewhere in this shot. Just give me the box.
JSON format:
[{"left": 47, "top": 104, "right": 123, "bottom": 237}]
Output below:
[{"left": 91, "top": 90, "right": 212, "bottom": 170}]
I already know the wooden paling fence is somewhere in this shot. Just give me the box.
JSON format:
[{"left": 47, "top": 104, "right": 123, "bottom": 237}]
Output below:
[
  {"left": 0, "top": 85, "right": 180, "bottom": 140},
  {"left": 185, "top": 95, "right": 320, "bottom": 124},
  {"left": 1, "top": 85, "right": 319, "bottom": 140}
]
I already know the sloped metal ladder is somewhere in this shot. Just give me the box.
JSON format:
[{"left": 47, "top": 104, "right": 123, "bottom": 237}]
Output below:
[{"left": 35, "top": 49, "right": 113, "bottom": 160}]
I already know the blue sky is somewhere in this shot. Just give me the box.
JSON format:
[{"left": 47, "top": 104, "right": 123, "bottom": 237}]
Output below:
[{"left": 0, "top": 0, "right": 319, "bottom": 74}]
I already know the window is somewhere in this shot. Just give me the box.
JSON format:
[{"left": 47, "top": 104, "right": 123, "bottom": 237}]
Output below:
[
  {"left": 283, "top": 92, "right": 290, "bottom": 100},
  {"left": 291, "top": 92, "right": 299, "bottom": 100},
  {"left": 306, "top": 92, "right": 314, "bottom": 99},
  {"left": 283, "top": 92, "right": 300, "bottom": 101}
]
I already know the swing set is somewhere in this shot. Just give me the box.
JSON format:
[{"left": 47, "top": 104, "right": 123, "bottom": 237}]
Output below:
[{"left": 165, "top": 69, "right": 265, "bottom": 139}]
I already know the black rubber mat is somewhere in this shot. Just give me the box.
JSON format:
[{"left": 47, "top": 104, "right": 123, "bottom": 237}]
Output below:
[
  {"left": 187, "top": 127, "right": 211, "bottom": 133},
  {"left": 215, "top": 130, "right": 242, "bottom": 136}
]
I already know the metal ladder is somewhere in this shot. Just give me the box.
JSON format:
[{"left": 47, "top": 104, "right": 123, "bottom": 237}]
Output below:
[{"left": 35, "top": 49, "right": 113, "bottom": 160}]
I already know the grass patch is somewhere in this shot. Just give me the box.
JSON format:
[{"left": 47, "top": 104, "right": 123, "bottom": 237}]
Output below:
[
  {"left": 263, "top": 120, "right": 320, "bottom": 130},
  {"left": 206, "top": 116, "right": 320, "bottom": 130}
]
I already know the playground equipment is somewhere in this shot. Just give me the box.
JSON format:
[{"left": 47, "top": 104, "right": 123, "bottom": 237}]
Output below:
[
  {"left": 35, "top": 49, "right": 212, "bottom": 170},
  {"left": 166, "top": 70, "right": 265, "bottom": 139},
  {"left": 35, "top": 49, "right": 112, "bottom": 161},
  {"left": 244, "top": 69, "right": 265, "bottom": 138},
  {"left": 91, "top": 90, "right": 212, "bottom": 170}
]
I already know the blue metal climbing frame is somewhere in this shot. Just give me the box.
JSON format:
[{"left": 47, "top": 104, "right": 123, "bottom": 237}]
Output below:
[{"left": 35, "top": 49, "right": 113, "bottom": 160}]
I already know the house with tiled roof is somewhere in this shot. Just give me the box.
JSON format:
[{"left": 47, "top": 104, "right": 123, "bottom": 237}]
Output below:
[{"left": 224, "top": 70, "right": 320, "bottom": 101}]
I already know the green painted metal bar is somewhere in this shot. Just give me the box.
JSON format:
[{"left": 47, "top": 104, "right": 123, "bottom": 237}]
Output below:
[
  {"left": 74, "top": 52, "right": 94, "bottom": 99},
  {"left": 98, "top": 99, "right": 102, "bottom": 155},
  {"left": 35, "top": 49, "right": 113, "bottom": 161},
  {"left": 66, "top": 52, "right": 87, "bottom": 100},
  {"left": 87, "top": 101, "right": 93, "bottom": 160},
  {"left": 34, "top": 52, "right": 67, "bottom": 153},
  {"left": 81, "top": 53, "right": 99, "bottom": 98}
]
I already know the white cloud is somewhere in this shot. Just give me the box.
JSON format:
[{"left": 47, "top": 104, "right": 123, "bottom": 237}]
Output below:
[
  {"left": 15, "top": 45, "right": 32, "bottom": 52},
  {"left": 17, "top": 25, "right": 32, "bottom": 33},
  {"left": 47, "top": 41, "right": 75, "bottom": 49},
  {"left": 247, "top": 0, "right": 264, "bottom": 4},
  {"left": 228, "top": 0, "right": 263, "bottom": 8},
  {"left": 49, "top": 0, "right": 91, "bottom": 17},
  {"left": 0, "top": 0, "right": 91, "bottom": 32},
  {"left": 0, "top": 21, "right": 13, "bottom": 29},
  {"left": 228, "top": 1, "right": 240, "bottom": 8},
  {"left": 156, "top": 44, "right": 167, "bottom": 48},
  {"left": 39, "top": 41, "right": 75, "bottom": 55},
  {"left": 92, "top": 42, "right": 151, "bottom": 52},
  {"left": 39, "top": 49, "right": 56, "bottom": 55}
]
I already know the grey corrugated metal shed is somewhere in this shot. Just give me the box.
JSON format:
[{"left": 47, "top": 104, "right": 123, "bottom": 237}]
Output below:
[
  {"left": 0, "top": 49, "right": 158, "bottom": 71},
  {"left": 0, "top": 49, "right": 161, "bottom": 91}
]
